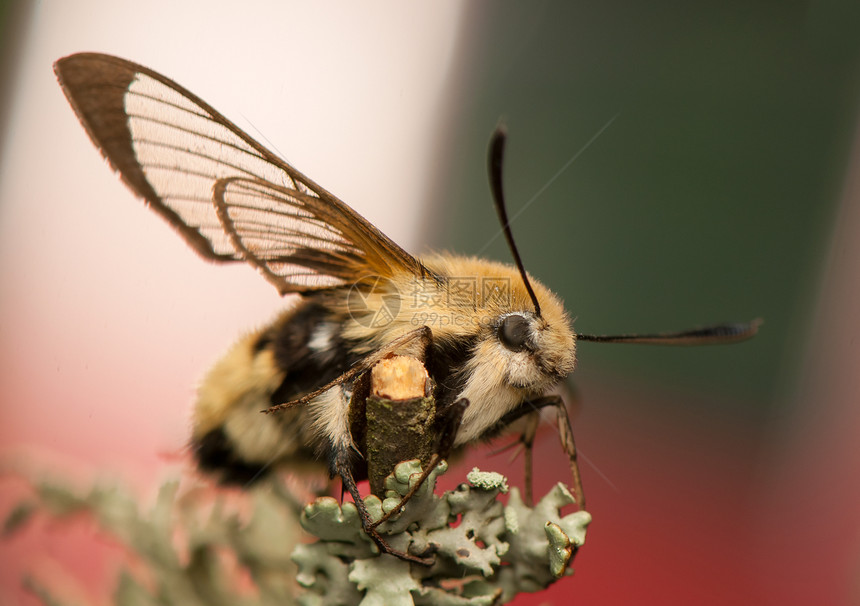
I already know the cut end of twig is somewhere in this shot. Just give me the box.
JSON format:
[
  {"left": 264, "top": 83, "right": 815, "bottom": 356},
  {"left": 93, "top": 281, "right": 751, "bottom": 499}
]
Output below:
[{"left": 370, "top": 355, "right": 429, "bottom": 401}]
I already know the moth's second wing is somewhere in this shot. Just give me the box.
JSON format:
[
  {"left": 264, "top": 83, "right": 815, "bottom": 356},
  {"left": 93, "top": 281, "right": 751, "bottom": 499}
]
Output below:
[
  {"left": 54, "top": 52, "right": 426, "bottom": 293},
  {"left": 211, "top": 176, "right": 380, "bottom": 289}
]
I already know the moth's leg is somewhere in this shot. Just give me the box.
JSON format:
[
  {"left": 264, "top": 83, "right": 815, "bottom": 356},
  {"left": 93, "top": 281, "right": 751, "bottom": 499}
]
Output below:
[
  {"left": 369, "top": 398, "right": 469, "bottom": 530},
  {"left": 559, "top": 379, "right": 584, "bottom": 423},
  {"left": 435, "top": 398, "right": 470, "bottom": 458},
  {"left": 332, "top": 447, "right": 434, "bottom": 565},
  {"left": 554, "top": 383, "right": 585, "bottom": 508},
  {"left": 487, "top": 395, "right": 585, "bottom": 509},
  {"left": 520, "top": 385, "right": 581, "bottom": 505},
  {"left": 264, "top": 326, "right": 433, "bottom": 414},
  {"left": 521, "top": 411, "right": 540, "bottom": 506},
  {"left": 553, "top": 396, "right": 585, "bottom": 509},
  {"left": 490, "top": 399, "right": 548, "bottom": 506}
]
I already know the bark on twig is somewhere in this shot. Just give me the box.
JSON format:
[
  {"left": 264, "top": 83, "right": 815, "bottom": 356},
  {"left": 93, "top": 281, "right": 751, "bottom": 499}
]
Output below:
[{"left": 364, "top": 355, "right": 434, "bottom": 496}]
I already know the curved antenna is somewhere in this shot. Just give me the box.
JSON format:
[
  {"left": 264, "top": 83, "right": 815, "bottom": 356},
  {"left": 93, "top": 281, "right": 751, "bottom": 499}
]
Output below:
[
  {"left": 576, "top": 319, "right": 761, "bottom": 345},
  {"left": 488, "top": 125, "right": 542, "bottom": 318}
]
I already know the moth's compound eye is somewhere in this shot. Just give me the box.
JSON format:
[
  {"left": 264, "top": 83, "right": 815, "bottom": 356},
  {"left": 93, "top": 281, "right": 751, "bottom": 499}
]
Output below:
[{"left": 498, "top": 314, "right": 531, "bottom": 352}]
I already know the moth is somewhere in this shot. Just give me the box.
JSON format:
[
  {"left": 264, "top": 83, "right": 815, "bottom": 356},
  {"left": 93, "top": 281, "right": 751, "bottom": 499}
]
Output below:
[{"left": 55, "top": 53, "right": 759, "bottom": 563}]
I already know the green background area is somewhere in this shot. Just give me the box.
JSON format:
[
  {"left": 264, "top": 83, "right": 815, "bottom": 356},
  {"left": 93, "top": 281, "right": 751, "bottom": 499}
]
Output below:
[{"left": 429, "top": 1, "right": 860, "bottom": 420}]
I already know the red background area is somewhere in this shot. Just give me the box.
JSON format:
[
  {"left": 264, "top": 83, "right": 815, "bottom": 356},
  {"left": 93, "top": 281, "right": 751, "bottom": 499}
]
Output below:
[{"left": 4, "top": 370, "right": 857, "bottom": 605}]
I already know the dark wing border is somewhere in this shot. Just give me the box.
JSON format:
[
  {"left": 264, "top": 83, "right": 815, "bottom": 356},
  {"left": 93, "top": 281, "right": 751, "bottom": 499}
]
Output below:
[{"left": 54, "top": 52, "right": 429, "bottom": 293}]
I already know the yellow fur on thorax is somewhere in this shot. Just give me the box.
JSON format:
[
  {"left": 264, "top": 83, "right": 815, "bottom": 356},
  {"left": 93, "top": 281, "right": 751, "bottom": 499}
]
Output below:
[{"left": 340, "top": 253, "right": 575, "bottom": 355}]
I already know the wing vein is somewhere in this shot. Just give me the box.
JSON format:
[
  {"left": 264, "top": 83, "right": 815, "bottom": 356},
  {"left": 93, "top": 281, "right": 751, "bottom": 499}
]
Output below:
[{"left": 54, "top": 52, "right": 430, "bottom": 294}]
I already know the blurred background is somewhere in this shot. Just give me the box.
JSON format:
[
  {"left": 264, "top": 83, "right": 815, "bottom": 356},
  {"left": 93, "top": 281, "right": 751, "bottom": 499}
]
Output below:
[{"left": 1, "top": 1, "right": 859, "bottom": 604}]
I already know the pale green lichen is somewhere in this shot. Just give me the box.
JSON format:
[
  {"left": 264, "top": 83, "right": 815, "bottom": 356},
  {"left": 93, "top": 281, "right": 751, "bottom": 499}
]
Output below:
[
  {"left": 6, "top": 461, "right": 590, "bottom": 606},
  {"left": 545, "top": 522, "right": 575, "bottom": 578},
  {"left": 504, "top": 504, "right": 519, "bottom": 535},
  {"left": 466, "top": 468, "right": 509, "bottom": 493},
  {"left": 293, "top": 460, "right": 591, "bottom": 605},
  {"left": 4, "top": 476, "right": 302, "bottom": 606},
  {"left": 349, "top": 558, "right": 419, "bottom": 606}
]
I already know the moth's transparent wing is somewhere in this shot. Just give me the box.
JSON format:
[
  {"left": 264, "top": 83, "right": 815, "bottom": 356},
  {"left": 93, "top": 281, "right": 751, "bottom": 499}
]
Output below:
[
  {"left": 212, "top": 177, "right": 369, "bottom": 289},
  {"left": 54, "top": 52, "right": 426, "bottom": 294}
]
